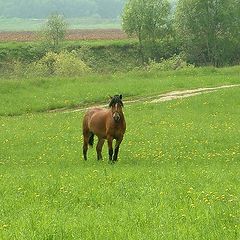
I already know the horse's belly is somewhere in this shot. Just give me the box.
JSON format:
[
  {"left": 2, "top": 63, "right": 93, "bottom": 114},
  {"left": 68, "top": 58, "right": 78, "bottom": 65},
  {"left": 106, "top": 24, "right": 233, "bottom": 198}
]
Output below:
[{"left": 88, "top": 115, "right": 107, "bottom": 138}]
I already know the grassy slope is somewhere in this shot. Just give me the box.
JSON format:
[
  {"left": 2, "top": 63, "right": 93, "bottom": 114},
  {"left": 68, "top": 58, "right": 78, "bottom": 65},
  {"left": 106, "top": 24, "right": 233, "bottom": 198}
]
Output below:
[
  {"left": 0, "top": 88, "right": 239, "bottom": 239},
  {"left": 0, "top": 66, "right": 240, "bottom": 116}
]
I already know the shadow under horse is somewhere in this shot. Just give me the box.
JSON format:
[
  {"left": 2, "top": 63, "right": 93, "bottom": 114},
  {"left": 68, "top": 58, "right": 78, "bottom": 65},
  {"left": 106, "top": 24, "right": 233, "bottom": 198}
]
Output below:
[{"left": 82, "top": 94, "right": 126, "bottom": 163}]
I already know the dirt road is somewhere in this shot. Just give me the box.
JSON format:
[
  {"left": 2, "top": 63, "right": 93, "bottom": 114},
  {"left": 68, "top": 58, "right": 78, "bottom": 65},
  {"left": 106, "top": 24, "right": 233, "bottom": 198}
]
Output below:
[{"left": 48, "top": 84, "right": 240, "bottom": 114}]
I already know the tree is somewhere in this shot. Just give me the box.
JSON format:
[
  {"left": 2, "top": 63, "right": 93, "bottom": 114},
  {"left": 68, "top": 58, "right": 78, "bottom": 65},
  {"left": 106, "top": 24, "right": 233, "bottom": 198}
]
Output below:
[
  {"left": 175, "top": 0, "right": 240, "bottom": 66},
  {"left": 122, "top": 0, "right": 171, "bottom": 62},
  {"left": 43, "top": 13, "right": 68, "bottom": 49}
]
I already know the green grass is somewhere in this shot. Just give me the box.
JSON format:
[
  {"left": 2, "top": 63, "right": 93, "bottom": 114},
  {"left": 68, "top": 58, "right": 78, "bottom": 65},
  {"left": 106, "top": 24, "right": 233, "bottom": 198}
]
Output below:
[
  {"left": 0, "top": 87, "right": 239, "bottom": 239},
  {"left": 63, "top": 39, "right": 137, "bottom": 48},
  {"left": 0, "top": 17, "right": 121, "bottom": 32},
  {"left": 0, "top": 66, "right": 240, "bottom": 116},
  {"left": 0, "top": 39, "right": 135, "bottom": 48}
]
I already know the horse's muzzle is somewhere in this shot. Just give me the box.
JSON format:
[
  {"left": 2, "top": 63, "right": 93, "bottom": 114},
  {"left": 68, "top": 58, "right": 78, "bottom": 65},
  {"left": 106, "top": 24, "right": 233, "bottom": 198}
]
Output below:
[{"left": 113, "top": 112, "right": 121, "bottom": 122}]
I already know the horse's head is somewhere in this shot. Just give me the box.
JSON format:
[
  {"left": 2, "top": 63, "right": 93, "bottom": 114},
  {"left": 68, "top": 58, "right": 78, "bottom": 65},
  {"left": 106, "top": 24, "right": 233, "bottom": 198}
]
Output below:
[{"left": 109, "top": 94, "right": 124, "bottom": 122}]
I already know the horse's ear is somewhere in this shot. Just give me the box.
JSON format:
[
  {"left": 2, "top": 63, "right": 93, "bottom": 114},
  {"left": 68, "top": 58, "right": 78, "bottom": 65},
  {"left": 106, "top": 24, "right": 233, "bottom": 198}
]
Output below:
[{"left": 119, "top": 94, "right": 122, "bottom": 99}]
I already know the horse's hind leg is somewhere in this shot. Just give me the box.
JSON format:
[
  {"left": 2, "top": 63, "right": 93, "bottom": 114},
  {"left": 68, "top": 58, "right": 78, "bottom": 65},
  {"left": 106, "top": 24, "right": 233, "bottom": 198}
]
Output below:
[
  {"left": 82, "top": 115, "right": 89, "bottom": 160},
  {"left": 83, "top": 134, "right": 89, "bottom": 160},
  {"left": 96, "top": 138, "right": 104, "bottom": 160}
]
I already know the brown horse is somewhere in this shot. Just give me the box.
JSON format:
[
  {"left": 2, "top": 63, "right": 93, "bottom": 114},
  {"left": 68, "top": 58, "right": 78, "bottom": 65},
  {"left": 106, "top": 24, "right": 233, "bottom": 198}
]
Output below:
[{"left": 82, "top": 94, "right": 126, "bottom": 162}]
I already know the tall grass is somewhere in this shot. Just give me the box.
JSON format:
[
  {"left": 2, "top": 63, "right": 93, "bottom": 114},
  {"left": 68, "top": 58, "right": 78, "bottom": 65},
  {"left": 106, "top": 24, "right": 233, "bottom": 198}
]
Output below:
[{"left": 0, "top": 88, "right": 239, "bottom": 239}]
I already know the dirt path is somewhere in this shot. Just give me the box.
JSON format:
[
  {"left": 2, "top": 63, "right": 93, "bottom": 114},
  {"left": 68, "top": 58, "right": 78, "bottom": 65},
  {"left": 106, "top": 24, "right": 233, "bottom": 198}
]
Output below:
[
  {"left": 55, "top": 84, "right": 240, "bottom": 114},
  {"left": 148, "top": 84, "right": 240, "bottom": 103}
]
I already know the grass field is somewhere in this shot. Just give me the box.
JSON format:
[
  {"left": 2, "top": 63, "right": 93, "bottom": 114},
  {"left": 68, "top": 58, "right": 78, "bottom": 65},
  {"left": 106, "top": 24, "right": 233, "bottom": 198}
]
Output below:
[
  {"left": 0, "top": 66, "right": 240, "bottom": 116},
  {"left": 1, "top": 66, "right": 240, "bottom": 239},
  {"left": 1, "top": 83, "right": 240, "bottom": 239}
]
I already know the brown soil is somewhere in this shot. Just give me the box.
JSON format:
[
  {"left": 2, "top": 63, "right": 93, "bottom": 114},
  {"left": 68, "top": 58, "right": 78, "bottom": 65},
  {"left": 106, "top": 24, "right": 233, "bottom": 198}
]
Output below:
[{"left": 0, "top": 29, "right": 128, "bottom": 42}]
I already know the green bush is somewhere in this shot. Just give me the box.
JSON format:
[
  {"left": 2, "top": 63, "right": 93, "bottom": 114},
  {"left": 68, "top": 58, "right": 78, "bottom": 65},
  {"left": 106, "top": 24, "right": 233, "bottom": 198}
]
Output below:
[
  {"left": 147, "top": 54, "right": 195, "bottom": 72},
  {"left": 0, "top": 60, "right": 27, "bottom": 77},
  {"left": 25, "top": 61, "right": 49, "bottom": 77},
  {"left": 0, "top": 50, "right": 91, "bottom": 78},
  {"left": 54, "top": 51, "right": 91, "bottom": 76},
  {"left": 22, "top": 51, "right": 91, "bottom": 77}
]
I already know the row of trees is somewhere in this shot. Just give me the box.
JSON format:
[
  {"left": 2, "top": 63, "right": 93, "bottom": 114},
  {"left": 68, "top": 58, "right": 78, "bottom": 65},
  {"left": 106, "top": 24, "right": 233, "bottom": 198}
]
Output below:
[
  {"left": 0, "top": 0, "right": 126, "bottom": 19},
  {"left": 122, "top": 0, "right": 240, "bottom": 66}
]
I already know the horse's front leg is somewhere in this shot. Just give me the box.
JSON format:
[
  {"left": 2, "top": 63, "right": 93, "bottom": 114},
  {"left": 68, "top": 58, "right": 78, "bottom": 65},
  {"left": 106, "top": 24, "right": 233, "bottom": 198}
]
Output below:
[
  {"left": 113, "top": 137, "right": 123, "bottom": 162},
  {"left": 107, "top": 136, "right": 113, "bottom": 162}
]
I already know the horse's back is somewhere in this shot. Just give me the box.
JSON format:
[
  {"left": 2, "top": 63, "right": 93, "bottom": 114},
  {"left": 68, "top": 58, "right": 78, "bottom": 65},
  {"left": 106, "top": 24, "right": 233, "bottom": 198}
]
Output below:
[{"left": 84, "top": 107, "right": 108, "bottom": 120}]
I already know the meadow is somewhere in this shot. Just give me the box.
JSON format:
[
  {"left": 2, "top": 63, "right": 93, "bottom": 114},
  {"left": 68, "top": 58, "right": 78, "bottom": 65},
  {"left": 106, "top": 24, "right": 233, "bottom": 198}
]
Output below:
[
  {"left": 0, "top": 67, "right": 240, "bottom": 239},
  {"left": 1, "top": 66, "right": 240, "bottom": 116}
]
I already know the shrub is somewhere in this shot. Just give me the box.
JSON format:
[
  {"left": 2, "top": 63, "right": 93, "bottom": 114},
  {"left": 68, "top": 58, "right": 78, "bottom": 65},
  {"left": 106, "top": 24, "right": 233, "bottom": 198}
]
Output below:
[
  {"left": 0, "top": 60, "right": 28, "bottom": 77},
  {"left": 25, "top": 61, "right": 50, "bottom": 77},
  {"left": 12, "top": 60, "right": 27, "bottom": 76},
  {"left": 147, "top": 54, "right": 194, "bottom": 72},
  {"left": 54, "top": 51, "right": 91, "bottom": 76},
  {"left": 25, "top": 51, "right": 91, "bottom": 77},
  {"left": 38, "top": 51, "right": 58, "bottom": 75}
]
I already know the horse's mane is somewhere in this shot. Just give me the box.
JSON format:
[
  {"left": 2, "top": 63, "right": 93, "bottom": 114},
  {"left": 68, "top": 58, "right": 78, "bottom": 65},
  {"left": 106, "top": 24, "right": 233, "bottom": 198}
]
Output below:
[{"left": 109, "top": 95, "right": 124, "bottom": 107}]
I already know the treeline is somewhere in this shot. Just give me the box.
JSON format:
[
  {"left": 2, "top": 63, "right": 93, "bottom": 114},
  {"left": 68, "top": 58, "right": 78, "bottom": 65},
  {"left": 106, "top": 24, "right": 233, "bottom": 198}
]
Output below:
[
  {"left": 122, "top": 0, "right": 240, "bottom": 66},
  {"left": 0, "top": 0, "right": 126, "bottom": 19}
]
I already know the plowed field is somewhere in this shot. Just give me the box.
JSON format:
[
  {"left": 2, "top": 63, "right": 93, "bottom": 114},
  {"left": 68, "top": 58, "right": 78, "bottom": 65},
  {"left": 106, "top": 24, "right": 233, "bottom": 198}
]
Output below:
[{"left": 0, "top": 29, "right": 128, "bottom": 42}]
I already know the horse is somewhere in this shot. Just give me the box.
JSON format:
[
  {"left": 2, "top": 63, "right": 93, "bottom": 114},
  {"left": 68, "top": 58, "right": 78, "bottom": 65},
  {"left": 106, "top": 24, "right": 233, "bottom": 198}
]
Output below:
[{"left": 82, "top": 94, "right": 126, "bottom": 163}]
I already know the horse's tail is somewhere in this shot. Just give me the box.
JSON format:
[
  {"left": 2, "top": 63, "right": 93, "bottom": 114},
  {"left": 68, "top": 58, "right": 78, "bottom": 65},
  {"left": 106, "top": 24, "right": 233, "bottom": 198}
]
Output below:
[{"left": 88, "top": 132, "right": 94, "bottom": 147}]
